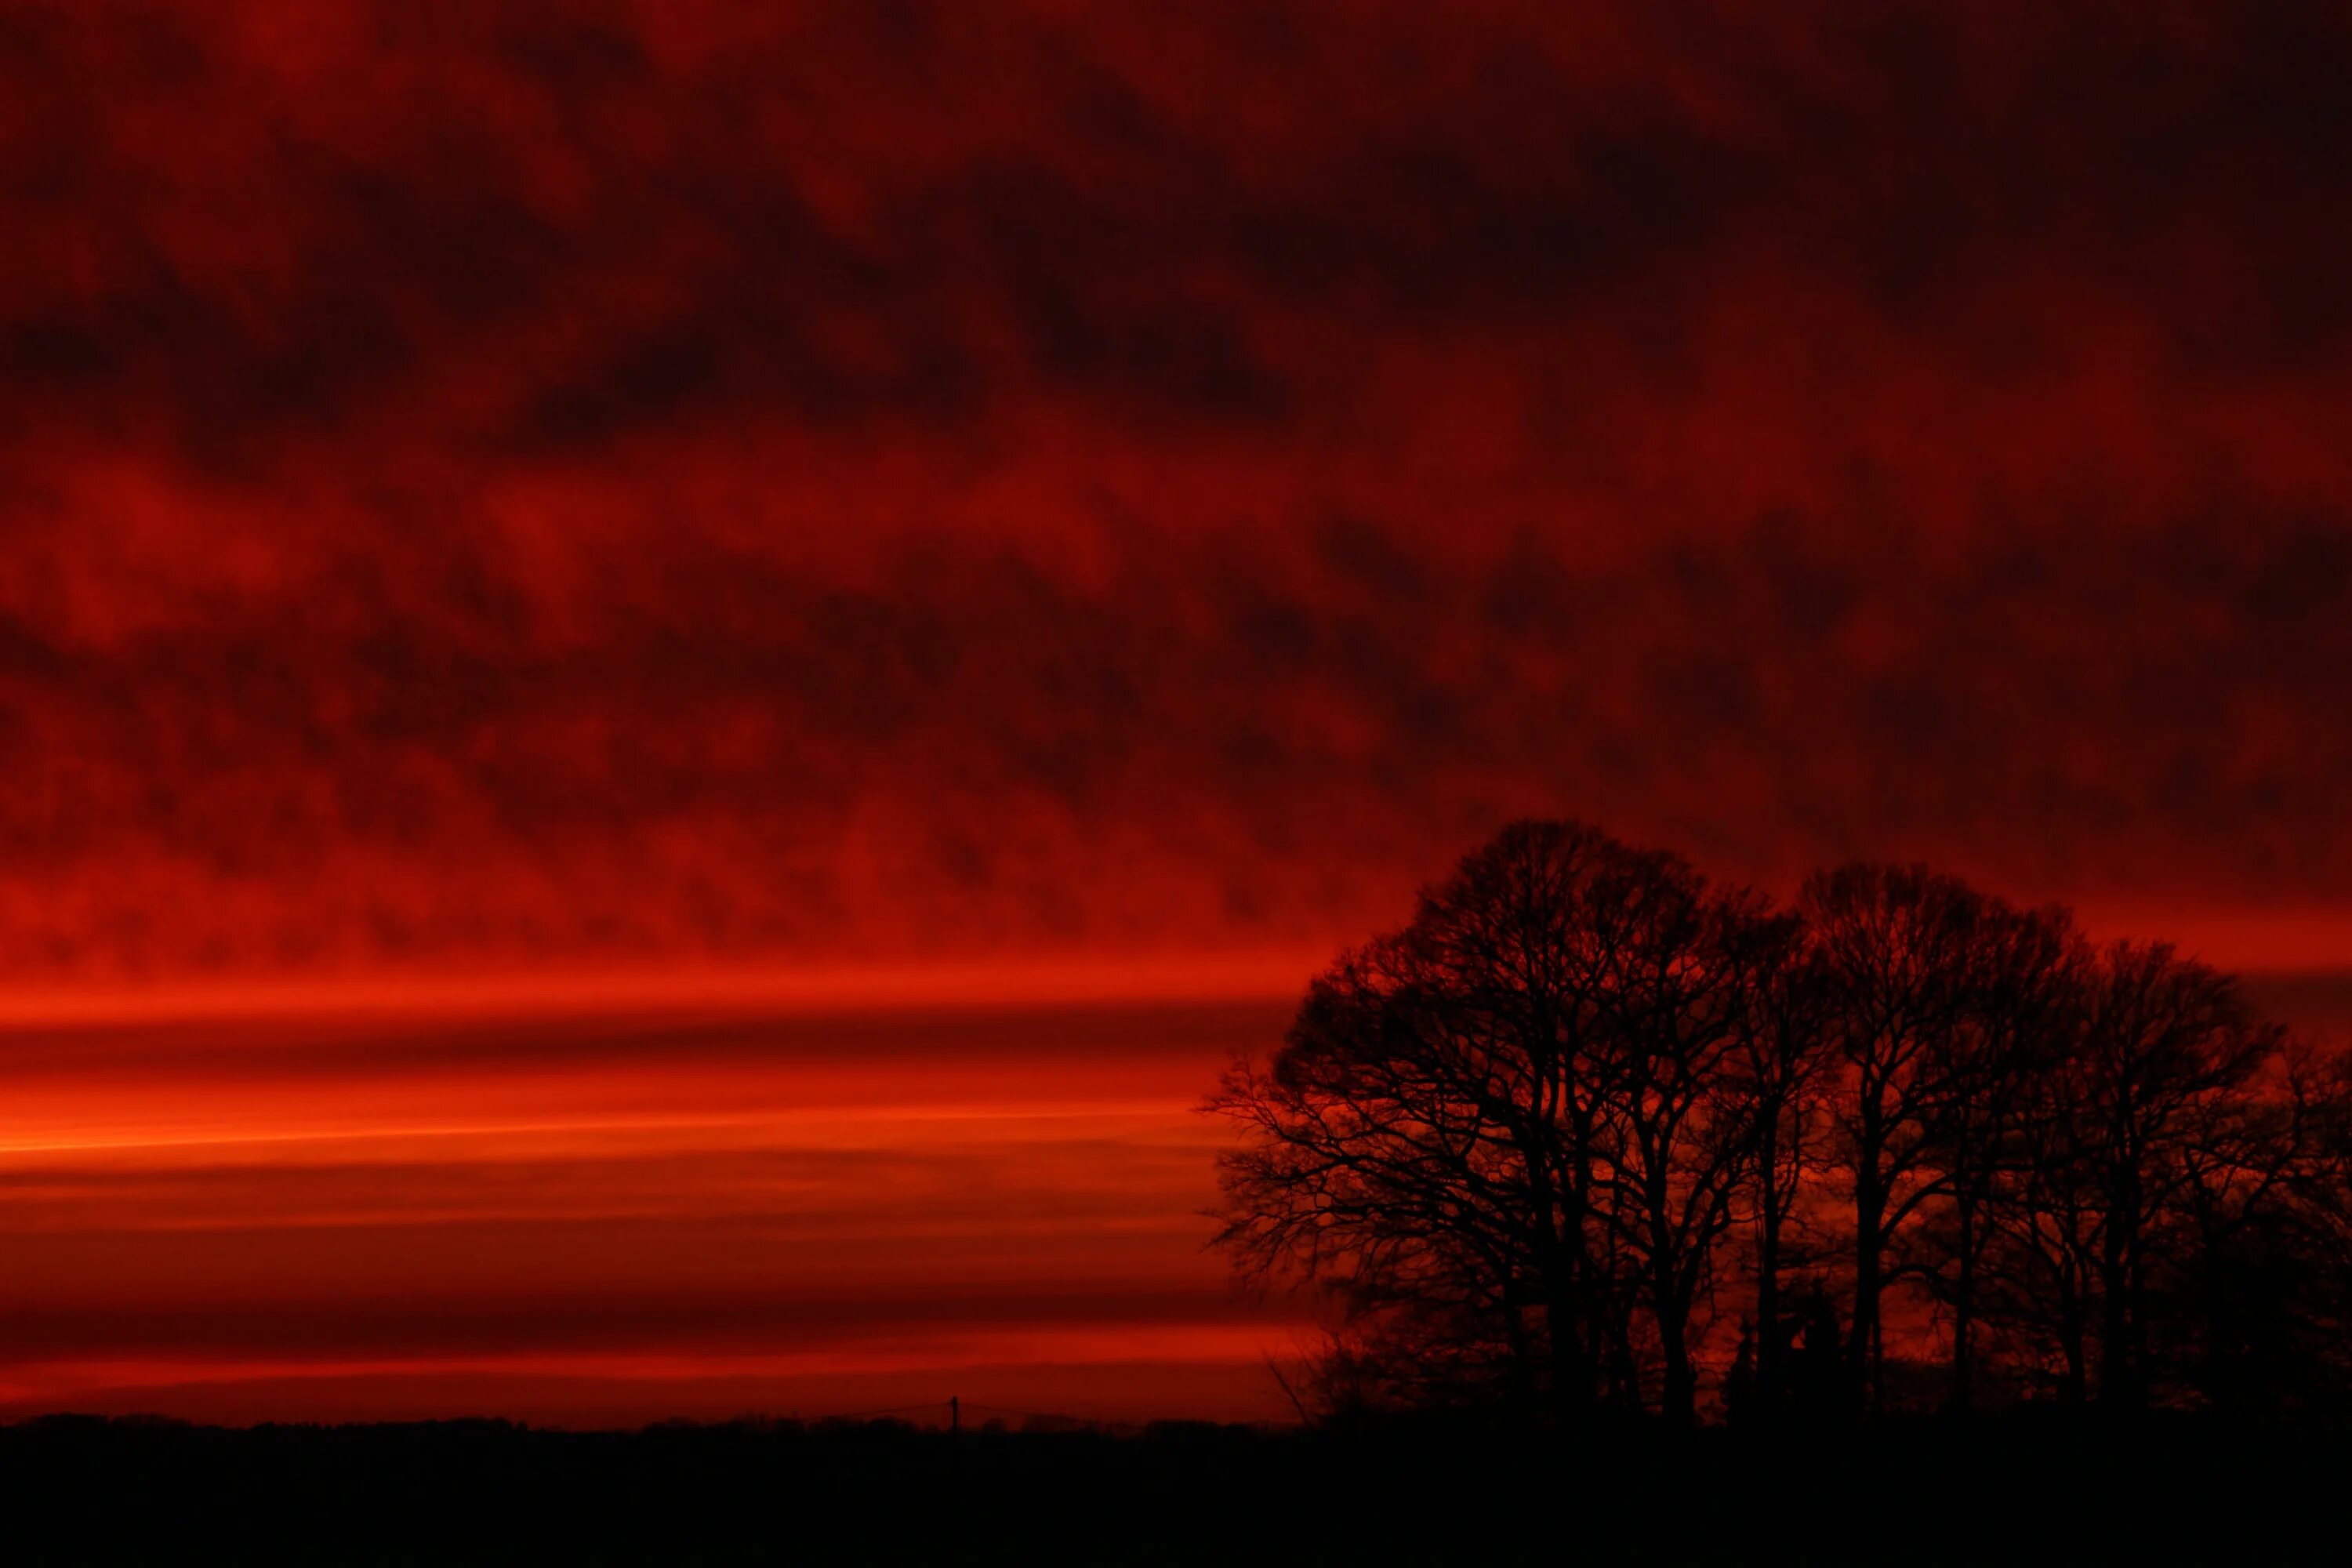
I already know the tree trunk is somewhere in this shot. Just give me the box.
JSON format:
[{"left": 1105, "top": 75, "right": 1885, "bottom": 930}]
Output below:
[
  {"left": 1534, "top": 1121, "right": 1594, "bottom": 1421},
  {"left": 1653, "top": 1243, "right": 1699, "bottom": 1428},
  {"left": 1950, "top": 1192, "right": 1976, "bottom": 1413},
  {"left": 2100, "top": 1219, "right": 2139, "bottom": 1407},
  {"left": 1755, "top": 1185, "right": 1784, "bottom": 1416},
  {"left": 1851, "top": 1171, "right": 1883, "bottom": 1414},
  {"left": 2058, "top": 1294, "right": 2088, "bottom": 1406},
  {"left": 1871, "top": 1314, "right": 1886, "bottom": 1416},
  {"left": 1503, "top": 1288, "right": 1536, "bottom": 1417},
  {"left": 1661, "top": 1319, "right": 1697, "bottom": 1428},
  {"left": 1544, "top": 1294, "right": 1586, "bottom": 1420},
  {"left": 2127, "top": 1237, "right": 2152, "bottom": 1408}
]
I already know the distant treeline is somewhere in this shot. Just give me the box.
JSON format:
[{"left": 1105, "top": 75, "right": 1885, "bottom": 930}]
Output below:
[{"left": 1210, "top": 821, "right": 2352, "bottom": 1425}]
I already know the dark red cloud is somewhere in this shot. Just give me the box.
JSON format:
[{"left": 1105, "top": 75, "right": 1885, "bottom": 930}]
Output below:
[{"left": 3, "top": 0, "right": 2350, "bottom": 978}]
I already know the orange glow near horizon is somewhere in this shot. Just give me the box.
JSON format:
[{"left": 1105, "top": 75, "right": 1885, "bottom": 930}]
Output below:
[
  {"left": 0, "top": 975, "right": 1324, "bottom": 1428},
  {"left": 4, "top": 949, "right": 2344, "bottom": 1428}
]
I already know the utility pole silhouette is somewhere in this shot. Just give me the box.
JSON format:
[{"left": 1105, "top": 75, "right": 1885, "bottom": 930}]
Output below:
[{"left": 949, "top": 1395, "right": 960, "bottom": 1436}]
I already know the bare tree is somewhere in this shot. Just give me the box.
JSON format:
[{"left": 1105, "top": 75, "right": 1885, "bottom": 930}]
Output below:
[
  {"left": 1207, "top": 820, "right": 1773, "bottom": 1423},
  {"left": 1210, "top": 824, "right": 2332, "bottom": 1428},
  {"left": 1801, "top": 864, "right": 1989, "bottom": 1412},
  {"left": 1590, "top": 887, "right": 1791, "bottom": 1425},
  {"left": 1726, "top": 913, "right": 1835, "bottom": 1418},
  {"left": 1917, "top": 902, "right": 2081, "bottom": 1412},
  {"left": 2253, "top": 1047, "right": 2352, "bottom": 1406},
  {"left": 1981, "top": 1029, "right": 2103, "bottom": 1403},
  {"left": 1983, "top": 942, "right": 2285, "bottom": 1406},
  {"left": 2071, "top": 943, "right": 2282, "bottom": 1406}
]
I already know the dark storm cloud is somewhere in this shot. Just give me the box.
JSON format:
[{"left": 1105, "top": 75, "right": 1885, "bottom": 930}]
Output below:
[
  {"left": 11, "top": 1, "right": 2339, "bottom": 459},
  {"left": 2, "top": 1, "right": 2350, "bottom": 975}
]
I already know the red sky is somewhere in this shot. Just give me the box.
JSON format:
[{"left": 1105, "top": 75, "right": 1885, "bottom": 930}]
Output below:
[
  {"left": 3, "top": 0, "right": 2351, "bottom": 1423},
  {"left": 0, "top": 979, "right": 1313, "bottom": 1426}
]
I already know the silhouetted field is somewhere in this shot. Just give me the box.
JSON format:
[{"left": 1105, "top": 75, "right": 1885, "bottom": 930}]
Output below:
[{"left": 9, "top": 1409, "right": 2350, "bottom": 1564}]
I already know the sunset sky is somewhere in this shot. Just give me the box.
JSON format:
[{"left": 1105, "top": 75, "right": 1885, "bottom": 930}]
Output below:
[{"left": 4, "top": 1, "right": 2351, "bottom": 1425}]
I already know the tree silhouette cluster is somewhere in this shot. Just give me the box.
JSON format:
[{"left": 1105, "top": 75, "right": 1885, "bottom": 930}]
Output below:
[{"left": 1210, "top": 822, "right": 2352, "bottom": 1427}]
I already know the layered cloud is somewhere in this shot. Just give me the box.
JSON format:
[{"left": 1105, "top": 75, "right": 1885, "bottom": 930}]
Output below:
[
  {"left": 0, "top": 995, "right": 1302, "bottom": 1425},
  {"left": 5, "top": 1, "right": 2350, "bottom": 978}
]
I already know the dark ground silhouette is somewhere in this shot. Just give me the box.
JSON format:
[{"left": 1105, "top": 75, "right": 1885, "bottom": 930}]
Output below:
[{"left": 8, "top": 1408, "right": 2351, "bottom": 1564}]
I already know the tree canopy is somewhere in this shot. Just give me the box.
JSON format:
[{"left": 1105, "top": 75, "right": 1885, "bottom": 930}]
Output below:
[{"left": 1208, "top": 820, "right": 2352, "bottom": 1425}]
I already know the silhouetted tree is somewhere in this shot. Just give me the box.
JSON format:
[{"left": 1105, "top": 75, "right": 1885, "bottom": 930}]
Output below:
[
  {"left": 1208, "top": 822, "right": 1776, "bottom": 1423},
  {"left": 1589, "top": 886, "right": 1791, "bottom": 1424},
  {"left": 1980, "top": 1033, "right": 2104, "bottom": 1402},
  {"left": 1915, "top": 901, "right": 2080, "bottom": 1411},
  {"left": 1802, "top": 864, "right": 1989, "bottom": 1413},
  {"left": 1727, "top": 918, "right": 1836, "bottom": 1419},
  {"left": 2252, "top": 1049, "right": 2352, "bottom": 1407},
  {"left": 1211, "top": 821, "right": 2338, "bottom": 1429},
  {"left": 2071, "top": 943, "right": 2282, "bottom": 1406},
  {"left": 1792, "top": 1279, "right": 1847, "bottom": 1419}
]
